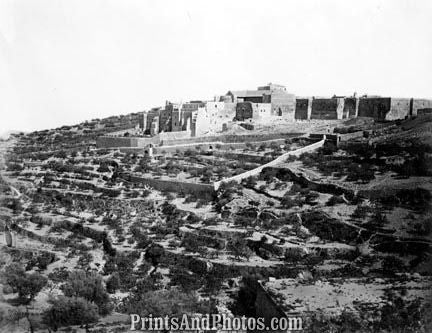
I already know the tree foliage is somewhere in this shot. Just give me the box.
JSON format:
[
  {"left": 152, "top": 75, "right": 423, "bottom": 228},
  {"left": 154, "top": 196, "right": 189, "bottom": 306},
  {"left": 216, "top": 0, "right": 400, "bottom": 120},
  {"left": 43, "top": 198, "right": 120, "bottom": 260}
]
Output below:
[
  {"left": 61, "top": 270, "right": 112, "bottom": 315},
  {"left": 42, "top": 296, "right": 99, "bottom": 330},
  {"left": 3, "top": 263, "right": 47, "bottom": 304}
]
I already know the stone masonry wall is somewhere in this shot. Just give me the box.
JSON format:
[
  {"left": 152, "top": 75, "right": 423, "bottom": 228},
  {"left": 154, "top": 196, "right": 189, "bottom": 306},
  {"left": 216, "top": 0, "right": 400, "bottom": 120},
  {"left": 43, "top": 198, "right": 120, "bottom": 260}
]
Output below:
[
  {"left": 295, "top": 99, "right": 309, "bottom": 120},
  {"left": 214, "top": 139, "right": 325, "bottom": 190},
  {"left": 311, "top": 98, "right": 339, "bottom": 120},
  {"left": 386, "top": 98, "right": 411, "bottom": 120},
  {"left": 123, "top": 174, "right": 215, "bottom": 198}
]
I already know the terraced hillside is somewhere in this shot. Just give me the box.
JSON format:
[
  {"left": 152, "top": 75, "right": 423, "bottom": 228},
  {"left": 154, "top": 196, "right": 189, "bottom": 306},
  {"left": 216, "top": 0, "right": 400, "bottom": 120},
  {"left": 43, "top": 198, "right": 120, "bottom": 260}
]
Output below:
[{"left": 0, "top": 115, "right": 431, "bottom": 332}]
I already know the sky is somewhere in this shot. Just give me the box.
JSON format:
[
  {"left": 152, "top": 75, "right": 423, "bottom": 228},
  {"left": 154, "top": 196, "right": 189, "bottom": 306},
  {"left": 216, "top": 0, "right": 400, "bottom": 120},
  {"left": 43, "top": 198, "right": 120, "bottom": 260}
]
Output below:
[{"left": 0, "top": 0, "right": 431, "bottom": 133}]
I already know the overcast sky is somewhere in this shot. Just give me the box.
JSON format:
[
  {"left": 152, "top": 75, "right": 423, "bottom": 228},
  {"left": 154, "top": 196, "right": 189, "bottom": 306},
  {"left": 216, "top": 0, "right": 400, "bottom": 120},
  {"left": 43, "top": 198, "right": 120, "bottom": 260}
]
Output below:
[{"left": 1, "top": 0, "right": 431, "bottom": 133}]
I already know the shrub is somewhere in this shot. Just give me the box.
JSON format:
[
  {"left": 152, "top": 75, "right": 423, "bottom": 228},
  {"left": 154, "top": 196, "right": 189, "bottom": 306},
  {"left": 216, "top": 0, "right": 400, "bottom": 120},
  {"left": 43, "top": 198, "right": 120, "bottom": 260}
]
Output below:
[
  {"left": 3, "top": 263, "right": 47, "bottom": 304},
  {"left": 169, "top": 267, "right": 202, "bottom": 292},
  {"left": 326, "top": 195, "right": 345, "bottom": 206},
  {"left": 106, "top": 273, "right": 121, "bottom": 293},
  {"left": 227, "top": 237, "right": 253, "bottom": 260},
  {"left": 122, "top": 288, "right": 214, "bottom": 317},
  {"left": 42, "top": 296, "right": 99, "bottom": 330},
  {"left": 61, "top": 270, "right": 112, "bottom": 315}
]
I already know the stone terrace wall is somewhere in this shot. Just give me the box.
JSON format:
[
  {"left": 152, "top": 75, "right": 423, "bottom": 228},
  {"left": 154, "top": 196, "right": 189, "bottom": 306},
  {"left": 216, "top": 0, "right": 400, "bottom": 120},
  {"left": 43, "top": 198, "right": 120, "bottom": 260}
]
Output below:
[
  {"left": 162, "top": 132, "right": 302, "bottom": 146},
  {"left": 152, "top": 142, "right": 219, "bottom": 154},
  {"left": 152, "top": 138, "right": 291, "bottom": 154},
  {"left": 96, "top": 135, "right": 160, "bottom": 148},
  {"left": 214, "top": 139, "right": 325, "bottom": 190},
  {"left": 122, "top": 174, "right": 215, "bottom": 198},
  {"left": 339, "top": 131, "right": 364, "bottom": 141},
  {"left": 97, "top": 136, "right": 135, "bottom": 148},
  {"left": 159, "top": 130, "right": 192, "bottom": 142}
]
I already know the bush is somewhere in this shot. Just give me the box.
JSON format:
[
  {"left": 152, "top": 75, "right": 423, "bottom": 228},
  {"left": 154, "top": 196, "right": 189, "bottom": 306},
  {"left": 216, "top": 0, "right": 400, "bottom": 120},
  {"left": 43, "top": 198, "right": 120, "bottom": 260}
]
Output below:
[
  {"left": 106, "top": 273, "right": 121, "bottom": 293},
  {"left": 61, "top": 270, "right": 112, "bottom": 315},
  {"left": 227, "top": 237, "right": 253, "bottom": 260},
  {"left": 43, "top": 296, "right": 99, "bottom": 330},
  {"left": 3, "top": 263, "right": 47, "bottom": 304},
  {"left": 122, "top": 289, "right": 214, "bottom": 317},
  {"left": 169, "top": 267, "right": 203, "bottom": 292},
  {"left": 326, "top": 195, "right": 345, "bottom": 206}
]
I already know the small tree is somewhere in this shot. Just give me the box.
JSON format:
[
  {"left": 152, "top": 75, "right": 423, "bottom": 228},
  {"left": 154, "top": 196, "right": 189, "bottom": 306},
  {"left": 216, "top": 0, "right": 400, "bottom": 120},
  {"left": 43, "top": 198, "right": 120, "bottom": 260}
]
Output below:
[
  {"left": 106, "top": 273, "right": 121, "bottom": 293},
  {"left": 227, "top": 237, "right": 253, "bottom": 261},
  {"left": 42, "top": 296, "right": 99, "bottom": 331},
  {"left": 3, "top": 263, "right": 47, "bottom": 304},
  {"left": 169, "top": 267, "right": 202, "bottom": 293},
  {"left": 243, "top": 176, "right": 257, "bottom": 188},
  {"left": 61, "top": 270, "right": 112, "bottom": 315}
]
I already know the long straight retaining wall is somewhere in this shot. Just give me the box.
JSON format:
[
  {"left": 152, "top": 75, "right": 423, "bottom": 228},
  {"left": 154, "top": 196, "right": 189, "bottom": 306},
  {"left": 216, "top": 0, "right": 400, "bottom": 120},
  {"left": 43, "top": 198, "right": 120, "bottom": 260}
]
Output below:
[
  {"left": 214, "top": 139, "right": 326, "bottom": 190},
  {"left": 162, "top": 132, "right": 303, "bottom": 146},
  {"left": 96, "top": 135, "right": 160, "bottom": 148},
  {"left": 152, "top": 138, "right": 292, "bottom": 154},
  {"left": 120, "top": 173, "right": 215, "bottom": 198},
  {"left": 97, "top": 132, "right": 303, "bottom": 150}
]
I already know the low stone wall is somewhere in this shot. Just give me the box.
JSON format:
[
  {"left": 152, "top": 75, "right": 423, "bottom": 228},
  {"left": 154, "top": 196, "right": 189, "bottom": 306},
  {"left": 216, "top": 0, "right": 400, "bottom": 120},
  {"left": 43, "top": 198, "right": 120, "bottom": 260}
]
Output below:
[
  {"left": 339, "top": 131, "right": 364, "bottom": 141},
  {"left": 121, "top": 173, "right": 215, "bottom": 198},
  {"left": 159, "top": 130, "right": 192, "bottom": 143},
  {"left": 152, "top": 138, "right": 290, "bottom": 155},
  {"left": 309, "top": 131, "right": 364, "bottom": 145},
  {"left": 96, "top": 135, "right": 160, "bottom": 148},
  {"left": 213, "top": 152, "right": 273, "bottom": 164},
  {"left": 118, "top": 147, "right": 146, "bottom": 154},
  {"left": 162, "top": 132, "right": 302, "bottom": 146},
  {"left": 152, "top": 142, "right": 221, "bottom": 154},
  {"left": 214, "top": 139, "right": 325, "bottom": 190}
]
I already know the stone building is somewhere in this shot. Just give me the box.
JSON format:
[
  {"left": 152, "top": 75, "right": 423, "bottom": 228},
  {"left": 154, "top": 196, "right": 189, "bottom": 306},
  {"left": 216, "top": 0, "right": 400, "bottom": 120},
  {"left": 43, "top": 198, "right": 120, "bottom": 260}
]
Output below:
[
  {"left": 136, "top": 84, "right": 432, "bottom": 139},
  {"left": 191, "top": 101, "right": 236, "bottom": 136},
  {"left": 412, "top": 98, "right": 432, "bottom": 116},
  {"left": 150, "top": 116, "right": 159, "bottom": 136},
  {"left": 138, "top": 111, "right": 147, "bottom": 130},
  {"left": 226, "top": 84, "right": 296, "bottom": 120},
  {"left": 358, "top": 97, "right": 411, "bottom": 121},
  {"left": 160, "top": 101, "right": 180, "bottom": 132},
  {"left": 263, "top": 90, "right": 296, "bottom": 119},
  {"left": 310, "top": 97, "right": 345, "bottom": 120},
  {"left": 235, "top": 102, "right": 272, "bottom": 121},
  {"left": 343, "top": 97, "right": 360, "bottom": 118},
  {"left": 180, "top": 101, "right": 205, "bottom": 131},
  {"left": 257, "top": 83, "right": 287, "bottom": 91},
  {"left": 145, "top": 108, "right": 162, "bottom": 132},
  {"left": 295, "top": 98, "right": 311, "bottom": 120},
  {"left": 226, "top": 90, "right": 267, "bottom": 103},
  {"left": 171, "top": 106, "right": 183, "bottom": 132}
]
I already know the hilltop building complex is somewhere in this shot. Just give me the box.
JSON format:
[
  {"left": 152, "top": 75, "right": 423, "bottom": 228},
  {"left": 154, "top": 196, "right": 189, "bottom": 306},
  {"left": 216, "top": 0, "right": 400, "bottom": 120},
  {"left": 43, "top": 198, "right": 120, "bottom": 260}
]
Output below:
[
  {"left": 97, "top": 83, "right": 432, "bottom": 149},
  {"left": 138, "top": 83, "right": 432, "bottom": 137}
]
